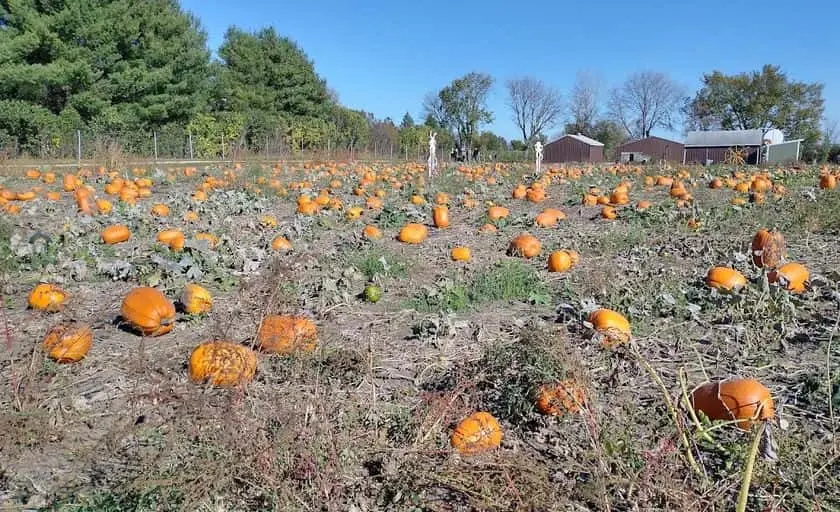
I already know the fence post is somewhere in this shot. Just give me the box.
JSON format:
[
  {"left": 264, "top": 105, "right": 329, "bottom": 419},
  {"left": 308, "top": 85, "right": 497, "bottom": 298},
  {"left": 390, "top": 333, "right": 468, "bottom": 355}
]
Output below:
[
  {"left": 221, "top": 133, "right": 225, "bottom": 160},
  {"left": 153, "top": 131, "right": 158, "bottom": 162},
  {"left": 188, "top": 131, "right": 194, "bottom": 160},
  {"left": 76, "top": 130, "right": 81, "bottom": 168}
]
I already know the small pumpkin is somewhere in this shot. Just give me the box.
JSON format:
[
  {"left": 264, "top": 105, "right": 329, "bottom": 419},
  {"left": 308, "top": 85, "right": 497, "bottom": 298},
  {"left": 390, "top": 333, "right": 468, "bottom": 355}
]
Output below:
[
  {"left": 181, "top": 283, "right": 213, "bottom": 315},
  {"left": 705, "top": 267, "right": 747, "bottom": 292},
  {"left": 588, "top": 308, "right": 631, "bottom": 347},
  {"left": 42, "top": 322, "right": 93, "bottom": 363},
  {"left": 487, "top": 206, "right": 510, "bottom": 221},
  {"left": 257, "top": 315, "right": 318, "bottom": 354},
  {"left": 547, "top": 250, "right": 573, "bottom": 273},
  {"left": 101, "top": 225, "right": 131, "bottom": 244},
  {"left": 450, "top": 411, "right": 503, "bottom": 455},
  {"left": 432, "top": 205, "right": 450, "bottom": 228},
  {"left": 751, "top": 229, "right": 785, "bottom": 269},
  {"left": 28, "top": 283, "right": 67, "bottom": 312},
  {"left": 346, "top": 206, "right": 364, "bottom": 220},
  {"left": 690, "top": 378, "right": 774, "bottom": 430},
  {"left": 362, "top": 225, "right": 382, "bottom": 240},
  {"left": 601, "top": 206, "right": 617, "bottom": 220},
  {"left": 819, "top": 173, "right": 837, "bottom": 190},
  {"left": 121, "top": 287, "right": 176, "bottom": 336},
  {"left": 535, "top": 379, "right": 586, "bottom": 416},
  {"left": 188, "top": 341, "right": 257, "bottom": 387},
  {"left": 96, "top": 198, "right": 113, "bottom": 214},
  {"left": 271, "top": 236, "right": 292, "bottom": 251},
  {"left": 157, "top": 229, "right": 185, "bottom": 251},
  {"left": 507, "top": 233, "right": 541, "bottom": 259},
  {"left": 151, "top": 203, "right": 170, "bottom": 217},
  {"left": 768, "top": 262, "right": 809, "bottom": 294},
  {"left": 398, "top": 223, "right": 428, "bottom": 244},
  {"left": 451, "top": 246, "right": 471, "bottom": 261}
]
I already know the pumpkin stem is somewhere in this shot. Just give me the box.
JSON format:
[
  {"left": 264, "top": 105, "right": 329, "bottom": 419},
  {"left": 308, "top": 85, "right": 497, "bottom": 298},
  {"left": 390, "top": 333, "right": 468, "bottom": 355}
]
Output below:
[
  {"left": 631, "top": 343, "right": 704, "bottom": 477},
  {"left": 735, "top": 421, "right": 764, "bottom": 512}
]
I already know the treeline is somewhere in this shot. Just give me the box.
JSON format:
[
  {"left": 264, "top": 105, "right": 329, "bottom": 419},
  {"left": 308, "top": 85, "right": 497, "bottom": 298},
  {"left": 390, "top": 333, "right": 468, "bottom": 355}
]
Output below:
[
  {"left": 0, "top": 1, "right": 444, "bottom": 159},
  {"left": 0, "top": 1, "right": 832, "bottom": 161}
]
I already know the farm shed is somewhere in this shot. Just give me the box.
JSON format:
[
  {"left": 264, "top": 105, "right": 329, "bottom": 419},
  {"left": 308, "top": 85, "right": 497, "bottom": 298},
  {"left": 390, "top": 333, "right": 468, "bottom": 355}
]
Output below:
[
  {"left": 615, "top": 136, "right": 684, "bottom": 163},
  {"left": 683, "top": 128, "right": 785, "bottom": 165},
  {"left": 764, "top": 139, "right": 802, "bottom": 163},
  {"left": 544, "top": 133, "right": 604, "bottom": 163}
]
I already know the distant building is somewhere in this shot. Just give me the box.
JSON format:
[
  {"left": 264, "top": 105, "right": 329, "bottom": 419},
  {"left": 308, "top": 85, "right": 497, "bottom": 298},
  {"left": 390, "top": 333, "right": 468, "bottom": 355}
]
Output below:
[
  {"left": 683, "top": 128, "right": 800, "bottom": 164},
  {"left": 543, "top": 133, "right": 604, "bottom": 163},
  {"left": 615, "top": 136, "right": 684, "bottom": 163}
]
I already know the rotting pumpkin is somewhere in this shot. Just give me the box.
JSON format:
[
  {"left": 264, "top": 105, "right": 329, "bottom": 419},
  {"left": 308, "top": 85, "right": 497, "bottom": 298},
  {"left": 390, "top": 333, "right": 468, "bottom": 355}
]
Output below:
[
  {"left": 42, "top": 322, "right": 93, "bottom": 363},
  {"left": 450, "top": 411, "right": 503, "bottom": 455},
  {"left": 188, "top": 341, "right": 257, "bottom": 387},
  {"left": 257, "top": 315, "right": 318, "bottom": 354}
]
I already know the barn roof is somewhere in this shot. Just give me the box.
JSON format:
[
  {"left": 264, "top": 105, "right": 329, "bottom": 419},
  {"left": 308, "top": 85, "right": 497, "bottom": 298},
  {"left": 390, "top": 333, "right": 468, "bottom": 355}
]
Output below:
[
  {"left": 617, "top": 136, "right": 684, "bottom": 148},
  {"left": 548, "top": 133, "right": 604, "bottom": 147},
  {"left": 685, "top": 129, "right": 766, "bottom": 147}
]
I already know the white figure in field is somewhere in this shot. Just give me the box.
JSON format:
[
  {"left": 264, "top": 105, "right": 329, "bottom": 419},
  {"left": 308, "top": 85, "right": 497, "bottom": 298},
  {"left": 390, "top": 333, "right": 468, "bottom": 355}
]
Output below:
[
  {"left": 428, "top": 131, "right": 438, "bottom": 179},
  {"left": 534, "top": 140, "right": 543, "bottom": 174}
]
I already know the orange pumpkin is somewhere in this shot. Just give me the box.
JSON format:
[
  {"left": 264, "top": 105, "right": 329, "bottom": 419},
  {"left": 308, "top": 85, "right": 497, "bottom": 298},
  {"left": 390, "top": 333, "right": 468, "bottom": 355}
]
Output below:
[
  {"left": 28, "top": 283, "right": 67, "bottom": 312},
  {"left": 157, "top": 229, "right": 185, "bottom": 251},
  {"left": 189, "top": 341, "right": 257, "bottom": 387},
  {"left": 257, "top": 315, "right": 318, "bottom": 354},
  {"left": 433, "top": 205, "right": 450, "bottom": 228},
  {"left": 271, "top": 236, "right": 292, "bottom": 251},
  {"left": 768, "top": 262, "right": 809, "bottom": 294},
  {"left": 42, "top": 322, "right": 92, "bottom": 363},
  {"left": 547, "top": 251, "right": 572, "bottom": 273},
  {"left": 151, "top": 204, "right": 170, "bottom": 217},
  {"left": 487, "top": 206, "right": 510, "bottom": 221},
  {"left": 101, "top": 225, "right": 131, "bottom": 244},
  {"left": 450, "top": 411, "right": 502, "bottom": 455},
  {"left": 705, "top": 267, "right": 747, "bottom": 292},
  {"left": 507, "top": 233, "right": 541, "bottom": 259},
  {"left": 690, "top": 378, "right": 774, "bottom": 430},
  {"left": 398, "top": 223, "right": 428, "bottom": 244},
  {"left": 601, "top": 206, "right": 617, "bottom": 220},
  {"left": 819, "top": 173, "right": 837, "bottom": 190},
  {"left": 181, "top": 283, "right": 213, "bottom": 315},
  {"left": 362, "top": 225, "right": 382, "bottom": 240},
  {"left": 588, "top": 308, "right": 631, "bottom": 347},
  {"left": 450, "top": 246, "right": 471, "bottom": 261},
  {"left": 121, "top": 287, "right": 176, "bottom": 336}
]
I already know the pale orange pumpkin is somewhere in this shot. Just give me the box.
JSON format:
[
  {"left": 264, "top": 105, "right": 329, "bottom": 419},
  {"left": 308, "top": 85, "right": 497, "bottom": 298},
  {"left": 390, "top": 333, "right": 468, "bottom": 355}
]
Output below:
[
  {"left": 507, "top": 233, "right": 541, "bottom": 258},
  {"left": 42, "top": 322, "right": 93, "bottom": 363}
]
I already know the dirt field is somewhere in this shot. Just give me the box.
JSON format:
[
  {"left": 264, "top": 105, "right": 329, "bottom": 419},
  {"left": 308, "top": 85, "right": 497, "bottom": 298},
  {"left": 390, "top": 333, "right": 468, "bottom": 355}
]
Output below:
[{"left": 1, "top": 160, "right": 838, "bottom": 511}]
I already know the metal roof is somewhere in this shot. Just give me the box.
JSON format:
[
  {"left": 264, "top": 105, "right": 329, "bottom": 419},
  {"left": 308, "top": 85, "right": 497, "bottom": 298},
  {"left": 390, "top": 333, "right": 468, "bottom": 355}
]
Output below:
[
  {"left": 548, "top": 133, "right": 604, "bottom": 147},
  {"left": 685, "top": 129, "right": 767, "bottom": 147}
]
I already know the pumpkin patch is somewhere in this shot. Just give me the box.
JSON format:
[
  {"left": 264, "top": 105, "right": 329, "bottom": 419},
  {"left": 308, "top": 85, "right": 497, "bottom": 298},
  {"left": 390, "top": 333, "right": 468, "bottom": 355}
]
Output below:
[{"left": 3, "top": 158, "right": 836, "bottom": 509}]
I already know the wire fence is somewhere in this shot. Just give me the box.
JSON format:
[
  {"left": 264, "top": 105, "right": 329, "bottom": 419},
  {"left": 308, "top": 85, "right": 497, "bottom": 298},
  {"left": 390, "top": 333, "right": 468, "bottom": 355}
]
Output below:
[{"left": 0, "top": 127, "right": 534, "bottom": 168}]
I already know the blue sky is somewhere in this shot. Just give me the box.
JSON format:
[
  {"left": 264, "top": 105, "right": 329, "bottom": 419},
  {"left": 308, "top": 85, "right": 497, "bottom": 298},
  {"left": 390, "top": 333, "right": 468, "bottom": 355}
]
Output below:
[{"left": 182, "top": 0, "right": 839, "bottom": 142}]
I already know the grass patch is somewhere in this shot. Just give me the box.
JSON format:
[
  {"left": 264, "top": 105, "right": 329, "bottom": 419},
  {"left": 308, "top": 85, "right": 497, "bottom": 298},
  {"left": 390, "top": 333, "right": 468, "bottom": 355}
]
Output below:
[
  {"left": 408, "top": 260, "right": 551, "bottom": 313},
  {"left": 347, "top": 247, "right": 409, "bottom": 280}
]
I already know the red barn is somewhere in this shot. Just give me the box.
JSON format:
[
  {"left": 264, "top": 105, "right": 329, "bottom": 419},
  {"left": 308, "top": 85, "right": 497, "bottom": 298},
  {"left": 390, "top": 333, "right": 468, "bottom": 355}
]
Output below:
[
  {"left": 543, "top": 133, "right": 604, "bottom": 163},
  {"left": 615, "top": 136, "right": 684, "bottom": 163}
]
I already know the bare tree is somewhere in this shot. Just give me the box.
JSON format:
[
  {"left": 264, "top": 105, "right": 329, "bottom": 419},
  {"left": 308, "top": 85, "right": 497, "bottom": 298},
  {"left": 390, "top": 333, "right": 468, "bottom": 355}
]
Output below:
[
  {"left": 566, "top": 71, "right": 602, "bottom": 134},
  {"left": 505, "top": 76, "right": 563, "bottom": 143},
  {"left": 608, "top": 71, "right": 684, "bottom": 139}
]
